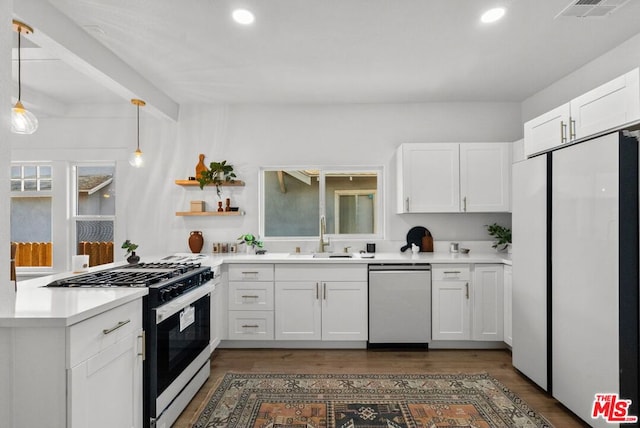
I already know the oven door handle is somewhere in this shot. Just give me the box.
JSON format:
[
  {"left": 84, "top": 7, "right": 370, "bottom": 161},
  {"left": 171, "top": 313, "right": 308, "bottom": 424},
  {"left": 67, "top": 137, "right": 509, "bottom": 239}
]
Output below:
[{"left": 155, "top": 281, "right": 216, "bottom": 323}]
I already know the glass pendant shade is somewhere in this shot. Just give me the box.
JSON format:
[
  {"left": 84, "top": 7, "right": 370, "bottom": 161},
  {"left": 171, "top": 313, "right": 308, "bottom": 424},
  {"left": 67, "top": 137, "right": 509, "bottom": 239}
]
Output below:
[
  {"left": 129, "top": 148, "right": 144, "bottom": 168},
  {"left": 11, "top": 100, "right": 39, "bottom": 134}
]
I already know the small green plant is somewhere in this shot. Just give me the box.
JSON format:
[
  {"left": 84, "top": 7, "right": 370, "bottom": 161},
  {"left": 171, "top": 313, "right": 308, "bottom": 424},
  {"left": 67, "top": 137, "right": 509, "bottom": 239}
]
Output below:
[
  {"left": 485, "top": 223, "right": 511, "bottom": 251},
  {"left": 121, "top": 239, "right": 139, "bottom": 256},
  {"left": 197, "top": 160, "right": 237, "bottom": 197},
  {"left": 237, "top": 233, "right": 264, "bottom": 248}
]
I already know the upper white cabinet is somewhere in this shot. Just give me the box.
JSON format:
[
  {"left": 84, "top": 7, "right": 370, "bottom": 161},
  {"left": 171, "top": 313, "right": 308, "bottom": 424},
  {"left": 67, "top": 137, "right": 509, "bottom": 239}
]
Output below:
[
  {"left": 397, "top": 142, "right": 511, "bottom": 213},
  {"left": 524, "top": 67, "right": 640, "bottom": 157}
]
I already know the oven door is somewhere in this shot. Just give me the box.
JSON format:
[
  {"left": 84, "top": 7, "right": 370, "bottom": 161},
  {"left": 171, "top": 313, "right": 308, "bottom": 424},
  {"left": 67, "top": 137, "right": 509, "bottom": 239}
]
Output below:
[{"left": 147, "top": 282, "right": 213, "bottom": 424}]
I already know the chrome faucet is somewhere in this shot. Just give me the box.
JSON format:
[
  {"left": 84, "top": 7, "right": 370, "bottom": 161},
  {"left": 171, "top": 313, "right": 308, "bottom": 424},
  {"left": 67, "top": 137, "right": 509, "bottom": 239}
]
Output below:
[{"left": 318, "top": 216, "right": 329, "bottom": 252}]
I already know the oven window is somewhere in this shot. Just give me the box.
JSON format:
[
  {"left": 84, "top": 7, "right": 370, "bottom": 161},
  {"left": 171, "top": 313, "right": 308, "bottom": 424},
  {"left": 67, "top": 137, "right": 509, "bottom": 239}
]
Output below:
[{"left": 156, "top": 295, "right": 210, "bottom": 395}]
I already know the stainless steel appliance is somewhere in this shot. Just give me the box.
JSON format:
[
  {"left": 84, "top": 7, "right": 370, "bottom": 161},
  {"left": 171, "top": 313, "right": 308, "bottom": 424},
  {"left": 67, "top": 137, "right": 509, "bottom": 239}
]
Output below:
[
  {"left": 47, "top": 261, "right": 219, "bottom": 428},
  {"left": 368, "top": 263, "right": 431, "bottom": 346}
]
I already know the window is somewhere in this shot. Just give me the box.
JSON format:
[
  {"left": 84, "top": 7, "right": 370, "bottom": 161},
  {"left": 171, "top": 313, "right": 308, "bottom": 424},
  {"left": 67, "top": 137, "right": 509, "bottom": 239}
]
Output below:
[
  {"left": 260, "top": 167, "right": 383, "bottom": 240},
  {"left": 73, "top": 164, "right": 116, "bottom": 267},
  {"left": 10, "top": 164, "right": 53, "bottom": 267}
]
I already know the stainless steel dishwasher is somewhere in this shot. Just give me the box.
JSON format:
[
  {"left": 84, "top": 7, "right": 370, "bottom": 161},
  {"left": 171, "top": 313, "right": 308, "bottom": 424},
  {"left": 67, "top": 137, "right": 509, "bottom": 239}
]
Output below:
[{"left": 368, "top": 264, "right": 431, "bottom": 347}]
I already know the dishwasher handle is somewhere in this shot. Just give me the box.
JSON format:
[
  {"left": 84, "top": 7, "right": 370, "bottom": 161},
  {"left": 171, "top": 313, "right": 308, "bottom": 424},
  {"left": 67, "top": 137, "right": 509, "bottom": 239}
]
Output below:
[{"left": 368, "top": 264, "right": 431, "bottom": 271}]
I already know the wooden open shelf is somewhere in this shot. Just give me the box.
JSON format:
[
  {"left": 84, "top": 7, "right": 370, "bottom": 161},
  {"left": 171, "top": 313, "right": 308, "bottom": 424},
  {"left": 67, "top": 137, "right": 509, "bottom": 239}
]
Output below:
[
  {"left": 176, "top": 211, "right": 245, "bottom": 217},
  {"left": 175, "top": 179, "right": 245, "bottom": 187}
]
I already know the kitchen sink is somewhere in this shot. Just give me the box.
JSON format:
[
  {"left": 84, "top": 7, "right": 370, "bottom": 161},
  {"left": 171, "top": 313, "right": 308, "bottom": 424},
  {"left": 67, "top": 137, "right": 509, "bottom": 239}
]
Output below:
[{"left": 312, "top": 252, "right": 353, "bottom": 258}]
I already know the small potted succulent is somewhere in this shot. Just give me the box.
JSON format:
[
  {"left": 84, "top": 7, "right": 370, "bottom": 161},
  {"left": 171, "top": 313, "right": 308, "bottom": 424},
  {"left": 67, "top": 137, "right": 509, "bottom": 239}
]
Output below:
[
  {"left": 122, "top": 239, "right": 140, "bottom": 263},
  {"left": 237, "top": 233, "right": 264, "bottom": 254}
]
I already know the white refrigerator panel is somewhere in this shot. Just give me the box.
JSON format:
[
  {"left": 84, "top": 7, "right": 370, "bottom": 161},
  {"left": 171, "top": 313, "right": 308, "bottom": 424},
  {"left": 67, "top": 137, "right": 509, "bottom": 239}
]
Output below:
[
  {"left": 552, "top": 133, "right": 620, "bottom": 428},
  {"left": 511, "top": 156, "right": 548, "bottom": 390}
]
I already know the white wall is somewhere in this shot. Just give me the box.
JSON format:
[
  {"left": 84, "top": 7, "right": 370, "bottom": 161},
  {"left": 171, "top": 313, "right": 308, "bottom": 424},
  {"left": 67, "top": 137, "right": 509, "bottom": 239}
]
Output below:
[
  {"left": 1, "top": 1, "right": 12, "bottom": 290},
  {"left": 11, "top": 102, "right": 520, "bottom": 259},
  {"left": 522, "top": 32, "right": 640, "bottom": 123}
]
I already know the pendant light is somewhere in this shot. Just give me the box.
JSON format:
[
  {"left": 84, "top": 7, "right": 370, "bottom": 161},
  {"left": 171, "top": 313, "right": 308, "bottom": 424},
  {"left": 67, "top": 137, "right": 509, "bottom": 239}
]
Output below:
[
  {"left": 11, "top": 20, "right": 38, "bottom": 135},
  {"left": 129, "top": 99, "right": 146, "bottom": 168}
]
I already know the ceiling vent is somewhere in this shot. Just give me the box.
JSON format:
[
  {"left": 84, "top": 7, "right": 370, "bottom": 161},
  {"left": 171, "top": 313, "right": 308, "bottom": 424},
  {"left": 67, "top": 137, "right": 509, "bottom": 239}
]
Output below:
[{"left": 556, "top": 0, "right": 632, "bottom": 18}]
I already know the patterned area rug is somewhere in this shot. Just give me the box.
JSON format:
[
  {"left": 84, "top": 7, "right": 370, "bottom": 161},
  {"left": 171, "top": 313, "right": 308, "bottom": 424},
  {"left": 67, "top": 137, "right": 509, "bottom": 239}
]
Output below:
[{"left": 192, "top": 373, "right": 553, "bottom": 427}]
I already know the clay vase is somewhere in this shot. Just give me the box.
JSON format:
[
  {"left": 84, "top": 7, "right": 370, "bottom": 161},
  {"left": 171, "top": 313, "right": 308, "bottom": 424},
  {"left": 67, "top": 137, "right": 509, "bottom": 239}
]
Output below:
[
  {"left": 195, "top": 154, "right": 207, "bottom": 179},
  {"left": 189, "top": 231, "right": 204, "bottom": 253}
]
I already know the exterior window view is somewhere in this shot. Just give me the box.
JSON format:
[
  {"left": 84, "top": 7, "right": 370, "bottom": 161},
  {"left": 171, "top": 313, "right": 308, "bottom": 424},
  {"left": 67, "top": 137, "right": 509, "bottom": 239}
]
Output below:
[{"left": 3, "top": 3, "right": 640, "bottom": 428}]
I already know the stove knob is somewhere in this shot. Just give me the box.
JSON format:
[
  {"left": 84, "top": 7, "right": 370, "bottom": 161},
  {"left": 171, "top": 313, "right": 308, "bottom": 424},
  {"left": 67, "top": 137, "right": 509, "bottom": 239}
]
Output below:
[
  {"left": 159, "top": 289, "right": 170, "bottom": 302},
  {"left": 171, "top": 285, "right": 182, "bottom": 297}
]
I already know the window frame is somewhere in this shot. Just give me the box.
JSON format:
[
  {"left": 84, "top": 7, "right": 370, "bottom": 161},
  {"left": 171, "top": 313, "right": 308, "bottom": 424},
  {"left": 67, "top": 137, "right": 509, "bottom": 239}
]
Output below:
[{"left": 259, "top": 165, "right": 384, "bottom": 241}]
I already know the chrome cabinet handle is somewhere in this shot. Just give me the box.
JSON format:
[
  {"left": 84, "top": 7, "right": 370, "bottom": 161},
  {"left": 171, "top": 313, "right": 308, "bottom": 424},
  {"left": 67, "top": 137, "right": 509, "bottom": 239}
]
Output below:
[
  {"left": 323, "top": 283, "right": 327, "bottom": 300},
  {"left": 560, "top": 121, "right": 567, "bottom": 143},
  {"left": 241, "top": 295, "right": 259, "bottom": 298},
  {"left": 463, "top": 196, "right": 467, "bottom": 212},
  {"left": 444, "top": 271, "right": 461, "bottom": 274},
  {"left": 102, "top": 319, "right": 130, "bottom": 335},
  {"left": 406, "top": 197, "right": 410, "bottom": 212},
  {"left": 316, "top": 282, "right": 320, "bottom": 300},
  {"left": 465, "top": 282, "right": 469, "bottom": 299},
  {"left": 569, "top": 117, "right": 576, "bottom": 140},
  {"left": 137, "top": 331, "right": 146, "bottom": 361},
  {"left": 242, "top": 324, "right": 259, "bottom": 328}
]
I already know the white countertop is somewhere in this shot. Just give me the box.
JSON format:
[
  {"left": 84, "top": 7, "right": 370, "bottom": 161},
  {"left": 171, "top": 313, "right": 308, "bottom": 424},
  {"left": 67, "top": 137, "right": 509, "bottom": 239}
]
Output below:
[
  {"left": 1, "top": 251, "right": 509, "bottom": 328},
  {"left": 0, "top": 262, "right": 148, "bottom": 328}
]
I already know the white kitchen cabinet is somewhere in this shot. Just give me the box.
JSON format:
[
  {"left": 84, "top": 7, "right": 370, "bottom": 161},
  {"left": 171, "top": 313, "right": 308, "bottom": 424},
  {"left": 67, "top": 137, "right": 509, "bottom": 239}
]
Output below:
[
  {"left": 432, "top": 264, "right": 503, "bottom": 342},
  {"left": 503, "top": 265, "right": 512, "bottom": 347},
  {"left": 472, "top": 265, "right": 504, "bottom": 341},
  {"left": 459, "top": 143, "right": 511, "bottom": 212},
  {"left": 396, "top": 143, "right": 460, "bottom": 213},
  {"left": 274, "top": 264, "right": 367, "bottom": 341},
  {"left": 227, "top": 264, "right": 274, "bottom": 340},
  {"left": 431, "top": 266, "right": 471, "bottom": 340},
  {"left": 210, "top": 281, "right": 226, "bottom": 349},
  {"left": 67, "top": 299, "right": 143, "bottom": 428},
  {"left": 397, "top": 142, "right": 511, "bottom": 213},
  {"left": 524, "top": 67, "right": 640, "bottom": 157},
  {"left": 523, "top": 103, "right": 571, "bottom": 157}
]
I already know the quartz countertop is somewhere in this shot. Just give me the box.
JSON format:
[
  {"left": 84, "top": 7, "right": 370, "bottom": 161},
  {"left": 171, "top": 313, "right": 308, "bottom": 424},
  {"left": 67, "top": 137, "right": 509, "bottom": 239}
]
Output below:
[{"left": 0, "top": 262, "right": 148, "bottom": 328}]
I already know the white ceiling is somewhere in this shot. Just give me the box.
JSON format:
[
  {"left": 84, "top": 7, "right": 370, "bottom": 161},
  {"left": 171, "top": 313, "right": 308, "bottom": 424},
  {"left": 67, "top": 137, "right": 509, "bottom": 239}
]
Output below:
[{"left": 11, "top": 0, "right": 640, "bottom": 115}]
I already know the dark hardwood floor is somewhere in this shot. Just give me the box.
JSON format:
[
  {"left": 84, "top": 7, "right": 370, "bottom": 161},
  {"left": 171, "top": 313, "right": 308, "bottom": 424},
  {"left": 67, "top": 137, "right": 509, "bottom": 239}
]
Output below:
[{"left": 173, "top": 348, "right": 589, "bottom": 427}]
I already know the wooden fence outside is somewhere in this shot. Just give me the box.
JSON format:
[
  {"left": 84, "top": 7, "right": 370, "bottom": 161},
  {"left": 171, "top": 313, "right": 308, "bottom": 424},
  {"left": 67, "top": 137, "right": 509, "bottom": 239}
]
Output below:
[
  {"left": 12, "top": 241, "right": 114, "bottom": 268},
  {"left": 78, "top": 241, "right": 114, "bottom": 267}
]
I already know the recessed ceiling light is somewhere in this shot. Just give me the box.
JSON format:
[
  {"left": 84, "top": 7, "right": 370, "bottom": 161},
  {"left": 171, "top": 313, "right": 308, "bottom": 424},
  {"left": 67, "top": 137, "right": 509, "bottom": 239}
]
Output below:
[
  {"left": 232, "top": 9, "right": 255, "bottom": 25},
  {"left": 481, "top": 7, "right": 506, "bottom": 23}
]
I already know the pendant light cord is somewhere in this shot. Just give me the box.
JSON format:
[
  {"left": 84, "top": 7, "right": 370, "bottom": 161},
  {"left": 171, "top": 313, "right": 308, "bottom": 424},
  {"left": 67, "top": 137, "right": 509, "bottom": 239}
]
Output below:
[
  {"left": 17, "top": 28, "right": 22, "bottom": 101},
  {"left": 136, "top": 103, "right": 140, "bottom": 150}
]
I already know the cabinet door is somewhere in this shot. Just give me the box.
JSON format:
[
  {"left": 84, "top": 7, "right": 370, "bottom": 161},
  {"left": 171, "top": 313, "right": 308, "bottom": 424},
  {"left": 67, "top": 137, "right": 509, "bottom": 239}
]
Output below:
[
  {"left": 397, "top": 143, "right": 460, "bottom": 213},
  {"left": 69, "top": 330, "right": 143, "bottom": 428},
  {"left": 431, "top": 280, "right": 470, "bottom": 340},
  {"left": 503, "top": 265, "right": 512, "bottom": 347},
  {"left": 459, "top": 143, "right": 511, "bottom": 212},
  {"left": 275, "top": 281, "right": 322, "bottom": 340},
  {"left": 571, "top": 68, "right": 640, "bottom": 140},
  {"left": 321, "top": 281, "right": 368, "bottom": 341},
  {"left": 211, "top": 283, "right": 227, "bottom": 347},
  {"left": 523, "top": 103, "right": 570, "bottom": 157},
  {"left": 472, "top": 265, "right": 504, "bottom": 341}
]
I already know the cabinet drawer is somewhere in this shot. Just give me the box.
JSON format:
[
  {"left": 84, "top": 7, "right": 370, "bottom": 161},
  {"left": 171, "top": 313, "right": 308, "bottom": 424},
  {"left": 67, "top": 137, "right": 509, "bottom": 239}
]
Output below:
[
  {"left": 228, "top": 311, "right": 274, "bottom": 340},
  {"left": 68, "top": 299, "right": 142, "bottom": 368},
  {"left": 228, "top": 282, "right": 274, "bottom": 310},
  {"left": 275, "top": 264, "right": 367, "bottom": 281},
  {"left": 228, "top": 264, "right": 274, "bottom": 281},
  {"left": 432, "top": 265, "right": 471, "bottom": 281}
]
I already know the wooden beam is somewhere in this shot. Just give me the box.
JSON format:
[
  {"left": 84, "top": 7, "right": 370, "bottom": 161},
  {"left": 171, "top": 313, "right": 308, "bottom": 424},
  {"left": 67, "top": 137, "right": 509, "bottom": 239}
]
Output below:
[{"left": 14, "top": 0, "right": 179, "bottom": 121}]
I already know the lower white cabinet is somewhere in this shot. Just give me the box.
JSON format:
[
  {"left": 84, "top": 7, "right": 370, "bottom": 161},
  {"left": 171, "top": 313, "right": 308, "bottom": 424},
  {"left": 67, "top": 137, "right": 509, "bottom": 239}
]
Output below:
[
  {"left": 432, "top": 264, "right": 503, "bottom": 342},
  {"left": 503, "top": 265, "right": 512, "bottom": 347},
  {"left": 210, "top": 281, "right": 227, "bottom": 348},
  {"left": 227, "top": 264, "right": 275, "bottom": 340},
  {"left": 274, "top": 264, "right": 367, "bottom": 341}
]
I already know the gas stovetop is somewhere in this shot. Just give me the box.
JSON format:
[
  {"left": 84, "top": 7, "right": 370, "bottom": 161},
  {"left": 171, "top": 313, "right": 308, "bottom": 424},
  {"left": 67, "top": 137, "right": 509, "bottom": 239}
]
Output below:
[{"left": 46, "top": 262, "right": 208, "bottom": 288}]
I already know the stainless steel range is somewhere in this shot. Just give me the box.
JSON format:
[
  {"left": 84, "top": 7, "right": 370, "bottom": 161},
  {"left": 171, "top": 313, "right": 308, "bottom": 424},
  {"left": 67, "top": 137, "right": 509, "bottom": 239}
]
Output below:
[{"left": 47, "top": 260, "right": 219, "bottom": 428}]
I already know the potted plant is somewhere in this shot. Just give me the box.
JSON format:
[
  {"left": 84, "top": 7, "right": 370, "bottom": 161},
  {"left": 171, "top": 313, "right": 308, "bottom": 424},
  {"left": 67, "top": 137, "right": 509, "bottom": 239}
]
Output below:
[
  {"left": 237, "top": 233, "right": 264, "bottom": 253},
  {"left": 197, "top": 160, "right": 237, "bottom": 198},
  {"left": 121, "top": 239, "right": 140, "bottom": 263},
  {"left": 485, "top": 223, "right": 511, "bottom": 252}
]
